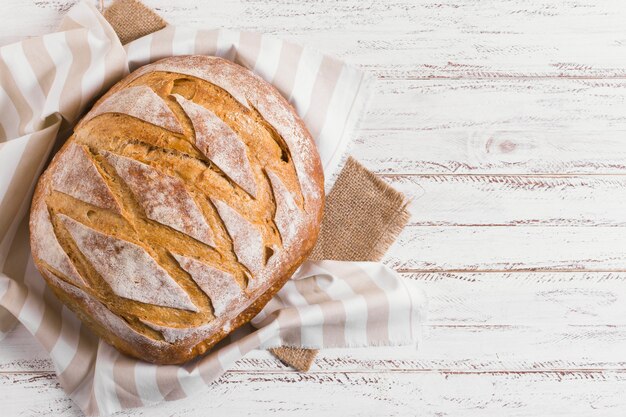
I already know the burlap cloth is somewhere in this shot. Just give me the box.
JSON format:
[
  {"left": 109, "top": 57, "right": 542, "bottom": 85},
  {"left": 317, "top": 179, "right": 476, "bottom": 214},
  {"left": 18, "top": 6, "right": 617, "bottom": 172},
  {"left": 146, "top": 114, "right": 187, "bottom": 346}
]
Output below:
[{"left": 100, "top": 0, "right": 410, "bottom": 372}]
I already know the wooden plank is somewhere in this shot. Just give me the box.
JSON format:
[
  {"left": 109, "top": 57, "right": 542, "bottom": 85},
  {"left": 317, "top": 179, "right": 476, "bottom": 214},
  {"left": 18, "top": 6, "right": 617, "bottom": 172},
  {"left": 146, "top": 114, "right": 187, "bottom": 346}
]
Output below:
[
  {"left": 384, "top": 175, "right": 626, "bottom": 226},
  {"left": 388, "top": 226, "right": 626, "bottom": 271},
  {"left": 6, "top": 324, "right": 626, "bottom": 373},
  {"left": 352, "top": 130, "right": 626, "bottom": 175},
  {"left": 352, "top": 78, "right": 626, "bottom": 175},
  {"left": 1, "top": 1, "right": 625, "bottom": 415},
  {"left": 3, "top": 275, "right": 626, "bottom": 411},
  {"left": 4, "top": 272, "right": 626, "bottom": 373},
  {"left": 363, "top": 79, "right": 626, "bottom": 132},
  {"left": 4, "top": 368, "right": 626, "bottom": 417},
  {"left": 5, "top": 1, "right": 626, "bottom": 79},
  {"left": 412, "top": 271, "right": 626, "bottom": 325}
]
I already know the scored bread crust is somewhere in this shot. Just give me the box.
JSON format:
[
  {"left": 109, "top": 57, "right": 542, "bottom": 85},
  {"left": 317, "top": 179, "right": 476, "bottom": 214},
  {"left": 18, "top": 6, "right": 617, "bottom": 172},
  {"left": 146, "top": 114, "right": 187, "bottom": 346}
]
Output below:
[{"left": 29, "top": 56, "right": 324, "bottom": 364}]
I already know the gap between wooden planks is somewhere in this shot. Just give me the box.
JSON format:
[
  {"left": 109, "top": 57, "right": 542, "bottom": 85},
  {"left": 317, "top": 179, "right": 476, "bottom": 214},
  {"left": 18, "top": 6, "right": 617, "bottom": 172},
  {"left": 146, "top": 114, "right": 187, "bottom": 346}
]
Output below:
[
  {"left": 355, "top": 78, "right": 626, "bottom": 174},
  {"left": 4, "top": 0, "right": 626, "bottom": 79},
  {"left": 2, "top": 1, "right": 626, "bottom": 415},
  {"left": 4, "top": 271, "right": 626, "bottom": 373},
  {"left": 4, "top": 368, "right": 626, "bottom": 417}
]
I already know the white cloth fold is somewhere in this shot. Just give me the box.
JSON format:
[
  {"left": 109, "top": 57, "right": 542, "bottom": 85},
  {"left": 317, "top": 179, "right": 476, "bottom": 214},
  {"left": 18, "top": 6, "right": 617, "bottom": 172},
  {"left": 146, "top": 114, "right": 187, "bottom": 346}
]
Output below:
[{"left": 0, "top": 2, "right": 425, "bottom": 416}]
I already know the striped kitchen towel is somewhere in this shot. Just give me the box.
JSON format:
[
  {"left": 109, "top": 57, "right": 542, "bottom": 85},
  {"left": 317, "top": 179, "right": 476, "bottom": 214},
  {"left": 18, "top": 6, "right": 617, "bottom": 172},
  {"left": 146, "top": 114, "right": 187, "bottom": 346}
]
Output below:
[{"left": 0, "top": 2, "right": 426, "bottom": 415}]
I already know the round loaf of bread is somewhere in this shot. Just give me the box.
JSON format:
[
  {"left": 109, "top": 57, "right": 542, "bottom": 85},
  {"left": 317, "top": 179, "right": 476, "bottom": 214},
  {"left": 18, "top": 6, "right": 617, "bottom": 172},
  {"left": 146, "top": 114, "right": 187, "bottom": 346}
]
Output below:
[{"left": 29, "top": 56, "right": 324, "bottom": 364}]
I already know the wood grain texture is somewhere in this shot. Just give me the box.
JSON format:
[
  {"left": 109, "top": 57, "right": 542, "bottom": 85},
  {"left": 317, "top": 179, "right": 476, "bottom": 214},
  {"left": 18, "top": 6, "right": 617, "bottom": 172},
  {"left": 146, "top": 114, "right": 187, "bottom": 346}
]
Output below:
[
  {"left": 354, "top": 130, "right": 626, "bottom": 175},
  {"left": 4, "top": 272, "right": 626, "bottom": 372},
  {"left": 384, "top": 175, "right": 626, "bottom": 226},
  {"left": 388, "top": 226, "right": 626, "bottom": 271},
  {"left": 2, "top": 0, "right": 626, "bottom": 415},
  {"left": 364, "top": 79, "right": 626, "bottom": 132},
  {"left": 3, "top": 1, "right": 626, "bottom": 79},
  {"left": 4, "top": 369, "right": 626, "bottom": 417},
  {"left": 356, "top": 79, "right": 626, "bottom": 174}
]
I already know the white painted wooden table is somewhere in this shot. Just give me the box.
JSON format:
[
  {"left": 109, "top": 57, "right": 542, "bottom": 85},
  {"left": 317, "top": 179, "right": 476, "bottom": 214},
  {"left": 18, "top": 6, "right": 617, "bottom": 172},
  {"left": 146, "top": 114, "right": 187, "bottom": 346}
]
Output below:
[{"left": 3, "top": 0, "right": 626, "bottom": 415}]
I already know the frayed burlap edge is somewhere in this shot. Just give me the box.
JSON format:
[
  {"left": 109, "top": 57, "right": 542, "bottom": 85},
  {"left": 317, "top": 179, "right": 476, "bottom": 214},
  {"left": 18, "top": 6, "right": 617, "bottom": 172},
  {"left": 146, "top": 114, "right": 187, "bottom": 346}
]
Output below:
[
  {"left": 309, "top": 157, "right": 411, "bottom": 263},
  {"left": 103, "top": 0, "right": 167, "bottom": 45},
  {"left": 268, "top": 347, "right": 319, "bottom": 372},
  {"left": 102, "top": 2, "right": 411, "bottom": 372},
  {"left": 271, "top": 157, "right": 411, "bottom": 371}
]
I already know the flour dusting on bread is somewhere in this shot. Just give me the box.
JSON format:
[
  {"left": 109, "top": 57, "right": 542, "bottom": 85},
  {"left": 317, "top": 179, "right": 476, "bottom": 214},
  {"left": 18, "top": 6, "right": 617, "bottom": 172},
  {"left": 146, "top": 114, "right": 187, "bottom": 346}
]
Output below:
[
  {"left": 126, "top": 56, "right": 322, "bottom": 206},
  {"left": 44, "top": 269, "right": 168, "bottom": 350},
  {"left": 51, "top": 143, "right": 120, "bottom": 213},
  {"left": 82, "top": 85, "right": 184, "bottom": 134},
  {"left": 211, "top": 198, "right": 265, "bottom": 279},
  {"left": 267, "top": 169, "right": 302, "bottom": 247},
  {"left": 173, "top": 94, "right": 257, "bottom": 197},
  {"left": 30, "top": 198, "right": 86, "bottom": 287},
  {"left": 59, "top": 214, "right": 198, "bottom": 312},
  {"left": 30, "top": 56, "right": 323, "bottom": 364},
  {"left": 103, "top": 151, "right": 215, "bottom": 247},
  {"left": 172, "top": 253, "right": 243, "bottom": 316}
]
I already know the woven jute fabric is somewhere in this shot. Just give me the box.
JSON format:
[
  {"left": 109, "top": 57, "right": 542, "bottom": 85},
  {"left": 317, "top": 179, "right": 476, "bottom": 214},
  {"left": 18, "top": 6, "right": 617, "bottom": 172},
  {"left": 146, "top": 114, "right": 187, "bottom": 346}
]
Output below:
[
  {"left": 270, "top": 157, "right": 410, "bottom": 371},
  {"left": 103, "top": 0, "right": 167, "bottom": 45},
  {"left": 309, "top": 157, "right": 410, "bottom": 263},
  {"left": 103, "top": 1, "right": 410, "bottom": 372}
]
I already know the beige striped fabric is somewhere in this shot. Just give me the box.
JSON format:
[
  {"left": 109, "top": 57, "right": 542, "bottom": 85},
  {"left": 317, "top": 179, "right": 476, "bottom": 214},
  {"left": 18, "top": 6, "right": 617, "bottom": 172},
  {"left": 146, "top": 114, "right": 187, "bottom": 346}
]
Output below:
[{"left": 0, "top": 2, "right": 426, "bottom": 415}]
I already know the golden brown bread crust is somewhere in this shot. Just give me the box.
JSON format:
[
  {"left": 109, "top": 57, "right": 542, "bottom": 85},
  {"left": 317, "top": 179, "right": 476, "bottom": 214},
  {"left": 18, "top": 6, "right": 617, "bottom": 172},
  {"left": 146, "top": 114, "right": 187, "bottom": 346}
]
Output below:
[{"left": 29, "top": 56, "right": 324, "bottom": 364}]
